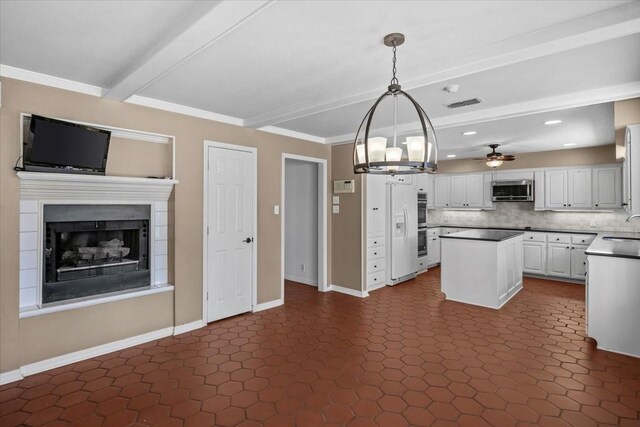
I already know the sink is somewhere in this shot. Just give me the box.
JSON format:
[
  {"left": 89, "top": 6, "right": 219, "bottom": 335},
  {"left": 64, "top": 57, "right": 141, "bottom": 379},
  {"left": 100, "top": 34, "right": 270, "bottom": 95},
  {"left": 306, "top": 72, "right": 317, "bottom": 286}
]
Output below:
[{"left": 602, "top": 236, "right": 640, "bottom": 242}]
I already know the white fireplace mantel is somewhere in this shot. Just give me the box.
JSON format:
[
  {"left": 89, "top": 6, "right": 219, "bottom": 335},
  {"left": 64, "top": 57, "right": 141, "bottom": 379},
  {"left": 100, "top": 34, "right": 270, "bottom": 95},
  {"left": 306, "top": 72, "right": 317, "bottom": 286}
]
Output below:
[
  {"left": 17, "top": 172, "right": 178, "bottom": 316},
  {"left": 18, "top": 172, "right": 177, "bottom": 201}
]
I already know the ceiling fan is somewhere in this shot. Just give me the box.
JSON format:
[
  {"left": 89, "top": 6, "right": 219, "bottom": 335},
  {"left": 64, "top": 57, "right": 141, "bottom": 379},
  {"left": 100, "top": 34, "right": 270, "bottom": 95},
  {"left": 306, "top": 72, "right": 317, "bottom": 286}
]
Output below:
[{"left": 474, "top": 144, "right": 515, "bottom": 168}]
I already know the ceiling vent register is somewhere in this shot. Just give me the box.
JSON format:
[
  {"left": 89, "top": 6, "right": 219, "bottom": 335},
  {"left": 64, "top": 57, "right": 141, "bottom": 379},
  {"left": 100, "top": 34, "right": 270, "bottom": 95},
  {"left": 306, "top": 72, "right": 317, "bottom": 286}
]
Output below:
[{"left": 446, "top": 98, "right": 483, "bottom": 109}]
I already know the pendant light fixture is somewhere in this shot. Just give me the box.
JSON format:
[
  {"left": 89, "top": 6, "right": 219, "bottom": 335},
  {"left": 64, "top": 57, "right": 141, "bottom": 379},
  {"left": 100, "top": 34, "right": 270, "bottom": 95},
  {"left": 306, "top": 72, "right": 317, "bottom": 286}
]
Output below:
[{"left": 353, "top": 33, "right": 438, "bottom": 175}]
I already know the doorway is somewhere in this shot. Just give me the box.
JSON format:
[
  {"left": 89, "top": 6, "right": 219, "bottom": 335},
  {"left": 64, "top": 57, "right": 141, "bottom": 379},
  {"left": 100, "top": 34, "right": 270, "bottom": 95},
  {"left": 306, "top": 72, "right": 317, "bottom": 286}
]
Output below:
[
  {"left": 203, "top": 141, "right": 257, "bottom": 323},
  {"left": 281, "top": 154, "right": 328, "bottom": 301}
]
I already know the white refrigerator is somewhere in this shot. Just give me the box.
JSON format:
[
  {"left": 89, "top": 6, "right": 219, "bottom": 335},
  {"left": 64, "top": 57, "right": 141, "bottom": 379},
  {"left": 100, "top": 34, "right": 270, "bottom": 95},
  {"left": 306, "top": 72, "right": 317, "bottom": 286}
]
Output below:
[{"left": 388, "top": 182, "right": 418, "bottom": 285}]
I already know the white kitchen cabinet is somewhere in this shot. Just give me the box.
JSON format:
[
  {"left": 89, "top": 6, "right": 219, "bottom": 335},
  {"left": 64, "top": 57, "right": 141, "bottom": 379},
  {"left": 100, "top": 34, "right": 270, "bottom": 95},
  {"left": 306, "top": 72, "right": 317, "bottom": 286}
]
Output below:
[
  {"left": 434, "top": 176, "right": 450, "bottom": 208},
  {"left": 570, "top": 245, "right": 588, "bottom": 280},
  {"left": 426, "top": 235, "right": 440, "bottom": 266},
  {"left": 387, "top": 175, "right": 413, "bottom": 184},
  {"left": 418, "top": 255, "right": 429, "bottom": 273},
  {"left": 523, "top": 241, "right": 546, "bottom": 275},
  {"left": 483, "top": 173, "right": 494, "bottom": 210},
  {"left": 567, "top": 168, "right": 592, "bottom": 208},
  {"left": 449, "top": 174, "right": 484, "bottom": 208},
  {"left": 534, "top": 171, "right": 545, "bottom": 211},
  {"left": 545, "top": 170, "right": 567, "bottom": 208},
  {"left": 366, "top": 175, "right": 387, "bottom": 238},
  {"left": 416, "top": 174, "right": 435, "bottom": 209},
  {"left": 593, "top": 166, "right": 622, "bottom": 209},
  {"left": 547, "top": 243, "right": 571, "bottom": 278}
]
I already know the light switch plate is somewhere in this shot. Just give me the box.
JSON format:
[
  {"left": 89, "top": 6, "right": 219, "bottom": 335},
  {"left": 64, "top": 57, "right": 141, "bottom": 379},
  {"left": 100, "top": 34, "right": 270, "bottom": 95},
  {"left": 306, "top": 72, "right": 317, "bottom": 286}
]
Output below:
[
  {"left": 332, "top": 205, "right": 339, "bottom": 214},
  {"left": 274, "top": 205, "right": 280, "bottom": 215},
  {"left": 333, "top": 196, "right": 340, "bottom": 205}
]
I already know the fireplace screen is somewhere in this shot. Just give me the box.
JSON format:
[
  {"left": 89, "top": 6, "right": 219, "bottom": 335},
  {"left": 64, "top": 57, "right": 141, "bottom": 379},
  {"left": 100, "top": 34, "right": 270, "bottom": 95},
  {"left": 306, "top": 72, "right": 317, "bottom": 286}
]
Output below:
[{"left": 43, "top": 205, "right": 150, "bottom": 304}]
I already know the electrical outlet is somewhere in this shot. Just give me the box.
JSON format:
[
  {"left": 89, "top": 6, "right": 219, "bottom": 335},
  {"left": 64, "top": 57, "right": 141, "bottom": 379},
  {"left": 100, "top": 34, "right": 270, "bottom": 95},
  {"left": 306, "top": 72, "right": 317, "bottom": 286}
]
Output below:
[
  {"left": 444, "top": 216, "right": 449, "bottom": 222},
  {"left": 590, "top": 220, "right": 596, "bottom": 227},
  {"left": 333, "top": 205, "right": 339, "bottom": 214},
  {"left": 301, "top": 264, "right": 305, "bottom": 271}
]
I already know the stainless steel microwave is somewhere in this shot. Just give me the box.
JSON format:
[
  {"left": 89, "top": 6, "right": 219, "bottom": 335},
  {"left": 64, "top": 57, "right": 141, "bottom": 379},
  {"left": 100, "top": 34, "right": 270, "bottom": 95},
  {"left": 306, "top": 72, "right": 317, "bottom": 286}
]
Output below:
[{"left": 491, "top": 179, "right": 534, "bottom": 201}]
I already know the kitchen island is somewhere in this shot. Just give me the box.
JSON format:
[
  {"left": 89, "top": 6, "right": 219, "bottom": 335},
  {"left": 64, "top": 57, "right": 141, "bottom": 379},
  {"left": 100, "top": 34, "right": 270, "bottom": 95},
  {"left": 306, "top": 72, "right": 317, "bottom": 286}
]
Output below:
[
  {"left": 585, "top": 233, "right": 640, "bottom": 357},
  {"left": 441, "top": 230, "right": 524, "bottom": 309}
]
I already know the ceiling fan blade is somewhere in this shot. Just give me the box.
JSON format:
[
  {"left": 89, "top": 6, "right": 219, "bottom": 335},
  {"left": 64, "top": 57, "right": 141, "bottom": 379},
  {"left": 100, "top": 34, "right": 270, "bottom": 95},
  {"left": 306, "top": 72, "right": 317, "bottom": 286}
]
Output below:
[{"left": 498, "top": 155, "right": 516, "bottom": 161}]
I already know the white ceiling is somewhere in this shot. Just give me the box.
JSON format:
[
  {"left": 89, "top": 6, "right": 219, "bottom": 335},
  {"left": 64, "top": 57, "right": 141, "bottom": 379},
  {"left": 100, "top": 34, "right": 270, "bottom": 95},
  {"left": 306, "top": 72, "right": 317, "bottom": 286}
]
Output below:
[{"left": 1, "top": 0, "right": 639, "bottom": 157}]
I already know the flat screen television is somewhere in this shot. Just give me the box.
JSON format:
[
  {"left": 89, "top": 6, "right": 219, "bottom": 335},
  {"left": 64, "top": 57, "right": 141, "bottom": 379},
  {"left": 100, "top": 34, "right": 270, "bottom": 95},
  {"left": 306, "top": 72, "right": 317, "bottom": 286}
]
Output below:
[{"left": 23, "top": 115, "right": 111, "bottom": 175}]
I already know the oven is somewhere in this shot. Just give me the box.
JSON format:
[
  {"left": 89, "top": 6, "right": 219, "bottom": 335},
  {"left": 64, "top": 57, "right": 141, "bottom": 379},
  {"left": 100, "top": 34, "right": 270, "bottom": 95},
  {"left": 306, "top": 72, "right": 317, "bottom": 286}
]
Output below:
[
  {"left": 418, "top": 227, "right": 428, "bottom": 257},
  {"left": 417, "top": 192, "right": 427, "bottom": 227}
]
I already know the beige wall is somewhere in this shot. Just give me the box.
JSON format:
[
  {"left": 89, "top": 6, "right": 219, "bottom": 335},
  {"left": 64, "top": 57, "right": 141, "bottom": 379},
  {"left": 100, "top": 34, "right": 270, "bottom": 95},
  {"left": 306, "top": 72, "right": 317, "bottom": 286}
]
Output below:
[
  {"left": 330, "top": 144, "right": 362, "bottom": 291},
  {"left": 0, "top": 77, "right": 331, "bottom": 373},
  {"left": 614, "top": 98, "right": 640, "bottom": 159},
  {"left": 438, "top": 144, "right": 618, "bottom": 174}
]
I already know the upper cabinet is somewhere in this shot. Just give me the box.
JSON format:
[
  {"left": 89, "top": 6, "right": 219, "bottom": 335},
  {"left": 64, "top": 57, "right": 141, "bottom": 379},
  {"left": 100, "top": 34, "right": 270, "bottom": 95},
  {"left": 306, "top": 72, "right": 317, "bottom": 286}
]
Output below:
[
  {"left": 623, "top": 124, "right": 639, "bottom": 214},
  {"left": 567, "top": 168, "right": 592, "bottom": 209},
  {"left": 450, "top": 174, "right": 484, "bottom": 208},
  {"left": 593, "top": 166, "right": 622, "bottom": 209},
  {"left": 545, "top": 170, "right": 568, "bottom": 209},
  {"left": 415, "top": 174, "right": 434, "bottom": 209},
  {"left": 434, "top": 176, "right": 450, "bottom": 208}
]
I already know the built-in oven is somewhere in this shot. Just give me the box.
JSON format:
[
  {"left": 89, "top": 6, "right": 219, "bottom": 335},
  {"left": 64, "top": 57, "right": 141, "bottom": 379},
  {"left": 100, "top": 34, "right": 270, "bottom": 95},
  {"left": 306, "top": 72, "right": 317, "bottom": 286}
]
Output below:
[
  {"left": 491, "top": 180, "right": 534, "bottom": 201},
  {"left": 417, "top": 192, "right": 427, "bottom": 227},
  {"left": 418, "top": 227, "right": 428, "bottom": 257}
]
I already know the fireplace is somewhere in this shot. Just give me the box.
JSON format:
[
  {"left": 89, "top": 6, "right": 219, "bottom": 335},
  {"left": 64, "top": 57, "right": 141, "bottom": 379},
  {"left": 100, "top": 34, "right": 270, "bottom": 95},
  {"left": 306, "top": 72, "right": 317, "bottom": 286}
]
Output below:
[{"left": 43, "top": 205, "right": 150, "bottom": 304}]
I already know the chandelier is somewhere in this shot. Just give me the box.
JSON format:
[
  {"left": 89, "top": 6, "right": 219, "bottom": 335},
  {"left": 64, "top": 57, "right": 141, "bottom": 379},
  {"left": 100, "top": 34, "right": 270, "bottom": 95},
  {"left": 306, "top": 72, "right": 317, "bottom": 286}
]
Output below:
[{"left": 353, "top": 33, "right": 438, "bottom": 175}]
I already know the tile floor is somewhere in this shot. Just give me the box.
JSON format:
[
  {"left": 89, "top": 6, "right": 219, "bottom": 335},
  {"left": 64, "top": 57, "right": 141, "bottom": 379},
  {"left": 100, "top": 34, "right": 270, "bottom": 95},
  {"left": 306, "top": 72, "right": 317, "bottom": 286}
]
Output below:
[{"left": 1, "top": 269, "right": 639, "bottom": 426}]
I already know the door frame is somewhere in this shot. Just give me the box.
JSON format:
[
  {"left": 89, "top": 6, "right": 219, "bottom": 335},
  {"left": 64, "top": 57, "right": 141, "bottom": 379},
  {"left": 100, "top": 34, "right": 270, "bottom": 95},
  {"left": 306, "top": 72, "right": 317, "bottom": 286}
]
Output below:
[
  {"left": 281, "top": 154, "right": 329, "bottom": 299},
  {"left": 202, "top": 140, "right": 258, "bottom": 324}
]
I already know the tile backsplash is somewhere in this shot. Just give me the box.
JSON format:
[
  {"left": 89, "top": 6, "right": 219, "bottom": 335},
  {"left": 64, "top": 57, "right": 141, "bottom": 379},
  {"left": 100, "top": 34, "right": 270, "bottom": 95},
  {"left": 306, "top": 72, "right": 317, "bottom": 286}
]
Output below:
[{"left": 428, "top": 202, "right": 640, "bottom": 233}]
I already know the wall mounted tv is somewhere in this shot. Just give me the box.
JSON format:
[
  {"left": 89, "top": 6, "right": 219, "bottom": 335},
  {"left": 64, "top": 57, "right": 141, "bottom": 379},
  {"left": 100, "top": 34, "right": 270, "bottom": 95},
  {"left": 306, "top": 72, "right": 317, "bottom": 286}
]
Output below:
[{"left": 23, "top": 115, "right": 111, "bottom": 175}]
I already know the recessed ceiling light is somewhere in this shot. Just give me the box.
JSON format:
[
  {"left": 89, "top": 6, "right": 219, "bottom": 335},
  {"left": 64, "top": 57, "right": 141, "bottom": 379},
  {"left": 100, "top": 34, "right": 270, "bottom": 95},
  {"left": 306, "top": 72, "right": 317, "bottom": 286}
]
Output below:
[
  {"left": 462, "top": 131, "right": 477, "bottom": 136},
  {"left": 563, "top": 143, "right": 576, "bottom": 147},
  {"left": 544, "top": 120, "right": 563, "bottom": 125},
  {"left": 447, "top": 154, "right": 456, "bottom": 158}
]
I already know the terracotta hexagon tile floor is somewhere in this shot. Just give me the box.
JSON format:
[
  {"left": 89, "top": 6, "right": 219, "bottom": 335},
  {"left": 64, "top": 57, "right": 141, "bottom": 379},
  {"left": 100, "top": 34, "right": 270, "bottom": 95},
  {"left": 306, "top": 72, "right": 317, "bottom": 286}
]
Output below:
[{"left": 2, "top": 268, "right": 640, "bottom": 426}]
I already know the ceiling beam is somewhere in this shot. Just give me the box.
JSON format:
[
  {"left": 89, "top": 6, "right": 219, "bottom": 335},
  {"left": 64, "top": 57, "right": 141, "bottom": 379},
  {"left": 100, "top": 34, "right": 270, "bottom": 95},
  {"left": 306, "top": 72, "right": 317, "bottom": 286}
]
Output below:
[
  {"left": 324, "top": 82, "right": 640, "bottom": 145},
  {"left": 103, "top": 0, "right": 273, "bottom": 101},
  {"left": 243, "top": 2, "right": 640, "bottom": 129}
]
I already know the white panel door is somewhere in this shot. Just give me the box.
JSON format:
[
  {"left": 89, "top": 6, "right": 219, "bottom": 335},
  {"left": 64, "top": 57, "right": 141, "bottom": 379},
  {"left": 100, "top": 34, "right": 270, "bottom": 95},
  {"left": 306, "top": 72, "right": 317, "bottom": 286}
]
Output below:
[
  {"left": 465, "top": 174, "right": 484, "bottom": 207},
  {"left": 434, "top": 176, "right": 450, "bottom": 208},
  {"left": 449, "top": 176, "right": 467, "bottom": 207},
  {"left": 593, "top": 167, "right": 622, "bottom": 209},
  {"left": 547, "top": 243, "right": 571, "bottom": 278},
  {"left": 545, "top": 170, "right": 567, "bottom": 209},
  {"left": 207, "top": 146, "right": 254, "bottom": 322},
  {"left": 523, "top": 242, "right": 546, "bottom": 275},
  {"left": 567, "top": 168, "right": 592, "bottom": 209}
]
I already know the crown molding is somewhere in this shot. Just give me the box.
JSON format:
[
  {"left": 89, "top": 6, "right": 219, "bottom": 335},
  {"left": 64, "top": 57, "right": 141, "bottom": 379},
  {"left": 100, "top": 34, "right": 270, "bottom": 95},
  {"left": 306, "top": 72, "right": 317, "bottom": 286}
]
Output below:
[
  {"left": 257, "top": 126, "right": 326, "bottom": 144},
  {"left": 0, "top": 64, "right": 103, "bottom": 97}
]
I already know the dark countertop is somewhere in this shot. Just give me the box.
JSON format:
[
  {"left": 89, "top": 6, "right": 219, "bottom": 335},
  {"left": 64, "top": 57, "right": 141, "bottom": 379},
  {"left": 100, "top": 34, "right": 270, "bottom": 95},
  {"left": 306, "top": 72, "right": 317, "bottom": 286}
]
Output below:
[
  {"left": 439, "top": 229, "right": 524, "bottom": 242},
  {"left": 427, "top": 225, "right": 597, "bottom": 235},
  {"left": 585, "top": 232, "right": 640, "bottom": 260}
]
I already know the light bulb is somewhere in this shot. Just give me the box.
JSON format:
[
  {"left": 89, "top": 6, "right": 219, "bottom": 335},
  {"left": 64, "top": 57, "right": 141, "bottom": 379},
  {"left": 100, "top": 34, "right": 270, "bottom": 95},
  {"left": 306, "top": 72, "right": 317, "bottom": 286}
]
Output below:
[
  {"left": 405, "top": 136, "right": 425, "bottom": 162},
  {"left": 368, "top": 137, "right": 387, "bottom": 162}
]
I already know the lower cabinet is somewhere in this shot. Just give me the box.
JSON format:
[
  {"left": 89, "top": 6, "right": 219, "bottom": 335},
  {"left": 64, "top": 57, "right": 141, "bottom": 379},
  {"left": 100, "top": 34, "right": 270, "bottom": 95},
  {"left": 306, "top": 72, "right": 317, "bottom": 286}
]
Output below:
[
  {"left": 417, "top": 255, "right": 429, "bottom": 273},
  {"left": 426, "top": 235, "right": 440, "bottom": 266},
  {"left": 523, "top": 242, "right": 546, "bottom": 275},
  {"left": 570, "top": 245, "right": 588, "bottom": 279},
  {"left": 546, "top": 243, "right": 572, "bottom": 278}
]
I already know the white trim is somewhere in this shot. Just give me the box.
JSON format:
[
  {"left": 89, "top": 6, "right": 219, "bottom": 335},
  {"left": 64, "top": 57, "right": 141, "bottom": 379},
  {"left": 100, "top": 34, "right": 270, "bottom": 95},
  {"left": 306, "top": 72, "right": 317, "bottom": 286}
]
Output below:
[
  {"left": 0, "top": 370, "right": 24, "bottom": 386},
  {"left": 19, "top": 327, "right": 174, "bottom": 378},
  {"left": 281, "top": 154, "right": 329, "bottom": 307},
  {"left": 126, "top": 95, "right": 244, "bottom": 127},
  {"left": 284, "top": 275, "right": 318, "bottom": 286},
  {"left": 202, "top": 141, "right": 258, "bottom": 324},
  {"left": 173, "top": 319, "right": 207, "bottom": 335},
  {"left": 0, "top": 64, "right": 103, "bottom": 97},
  {"left": 254, "top": 299, "right": 284, "bottom": 312},
  {"left": 258, "top": 126, "right": 326, "bottom": 144},
  {"left": 367, "top": 282, "right": 387, "bottom": 292},
  {"left": 20, "top": 285, "right": 174, "bottom": 319},
  {"left": 329, "top": 284, "right": 369, "bottom": 298},
  {"left": 325, "top": 82, "right": 640, "bottom": 144}
]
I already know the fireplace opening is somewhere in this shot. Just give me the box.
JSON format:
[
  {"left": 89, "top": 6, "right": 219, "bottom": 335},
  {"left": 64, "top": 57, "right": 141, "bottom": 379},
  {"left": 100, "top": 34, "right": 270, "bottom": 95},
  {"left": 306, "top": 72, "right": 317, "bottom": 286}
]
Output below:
[{"left": 43, "top": 205, "right": 150, "bottom": 304}]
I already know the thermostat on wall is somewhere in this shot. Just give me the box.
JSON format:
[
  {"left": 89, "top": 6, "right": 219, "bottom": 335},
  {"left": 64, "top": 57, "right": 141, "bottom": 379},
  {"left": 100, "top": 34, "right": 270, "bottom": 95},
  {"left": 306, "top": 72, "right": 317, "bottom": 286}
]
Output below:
[{"left": 334, "top": 180, "right": 355, "bottom": 194}]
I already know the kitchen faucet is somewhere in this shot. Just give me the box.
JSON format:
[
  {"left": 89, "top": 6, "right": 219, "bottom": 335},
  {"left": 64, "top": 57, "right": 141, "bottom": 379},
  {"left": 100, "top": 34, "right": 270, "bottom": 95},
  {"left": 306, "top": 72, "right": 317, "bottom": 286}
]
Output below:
[{"left": 627, "top": 214, "right": 640, "bottom": 222}]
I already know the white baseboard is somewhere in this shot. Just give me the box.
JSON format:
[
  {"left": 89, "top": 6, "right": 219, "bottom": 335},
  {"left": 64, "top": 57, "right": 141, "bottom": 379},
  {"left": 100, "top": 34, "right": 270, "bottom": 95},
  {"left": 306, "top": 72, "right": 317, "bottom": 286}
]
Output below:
[
  {"left": 254, "top": 299, "right": 284, "bottom": 312},
  {"left": 173, "top": 319, "right": 206, "bottom": 335},
  {"left": 329, "top": 284, "right": 369, "bottom": 298},
  {"left": 284, "top": 275, "right": 318, "bottom": 287},
  {"left": 0, "top": 369, "right": 24, "bottom": 386},
  {"left": 20, "top": 326, "right": 174, "bottom": 377}
]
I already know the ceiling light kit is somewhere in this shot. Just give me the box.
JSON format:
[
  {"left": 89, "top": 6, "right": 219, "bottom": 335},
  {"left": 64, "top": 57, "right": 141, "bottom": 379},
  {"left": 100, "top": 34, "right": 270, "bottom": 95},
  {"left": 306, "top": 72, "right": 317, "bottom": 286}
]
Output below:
[
  {"left": 447, "top": 154, "right": 457, "bottom": 158},
  {"left": 480, "top": 144, "right": 515, "bottom": 168},
  {"left": 564, "top": 143, "right": 576, "bottom": 146},
  {"left": 544, "top": 119, "right": 563, "bottom": 125},
  {"left": 353, "top": 33, "right": 437, "bottom": 175}
]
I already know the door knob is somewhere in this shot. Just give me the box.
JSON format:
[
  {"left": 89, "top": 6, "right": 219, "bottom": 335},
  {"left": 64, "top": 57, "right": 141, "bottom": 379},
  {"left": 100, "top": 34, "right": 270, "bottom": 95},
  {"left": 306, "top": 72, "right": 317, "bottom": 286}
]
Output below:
[{"left": 243, "top": 237, "right": 253, "bottom": 243}]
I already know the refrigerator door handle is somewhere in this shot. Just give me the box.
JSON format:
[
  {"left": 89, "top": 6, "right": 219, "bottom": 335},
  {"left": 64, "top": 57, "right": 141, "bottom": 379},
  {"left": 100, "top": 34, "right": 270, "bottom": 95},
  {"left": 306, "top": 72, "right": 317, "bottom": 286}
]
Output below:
[{"left": 403, "top": 206, "right": 408, "bottom": 241}]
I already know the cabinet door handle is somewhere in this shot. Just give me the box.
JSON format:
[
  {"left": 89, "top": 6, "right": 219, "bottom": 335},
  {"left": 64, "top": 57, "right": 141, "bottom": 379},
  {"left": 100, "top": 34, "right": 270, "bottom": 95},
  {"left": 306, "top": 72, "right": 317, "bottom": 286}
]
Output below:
[{"left": 595, "top": 204, "right": 599, "bottom": 207}]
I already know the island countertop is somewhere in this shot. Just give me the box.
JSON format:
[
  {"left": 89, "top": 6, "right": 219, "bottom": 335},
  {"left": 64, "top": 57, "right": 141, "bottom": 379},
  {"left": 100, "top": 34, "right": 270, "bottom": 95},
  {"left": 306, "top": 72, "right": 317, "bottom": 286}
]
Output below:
[
  {"left": 585, "top": 232, "right": 640, "bottom": 260},
  {"left": 439, "top": 229, "right": 524, "bottom": 242}
]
